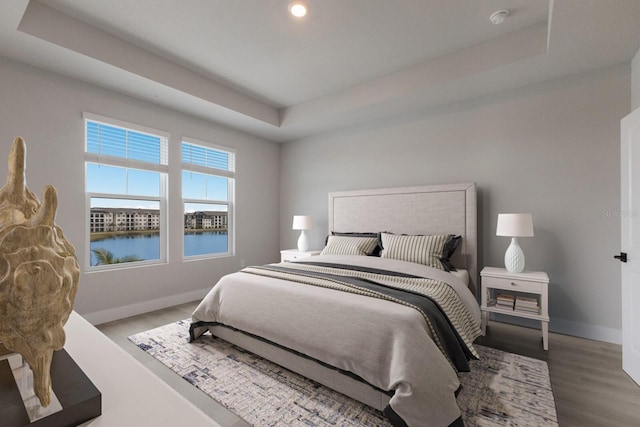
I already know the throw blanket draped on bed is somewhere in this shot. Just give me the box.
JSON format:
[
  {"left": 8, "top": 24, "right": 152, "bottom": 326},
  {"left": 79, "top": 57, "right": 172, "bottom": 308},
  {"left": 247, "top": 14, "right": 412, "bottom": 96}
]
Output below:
[
  {"left": 241, "top": 262, "right": 479, "bottom": 371},
  {"left": 190, "top": 255, "right": 482, "bottom": 427}
]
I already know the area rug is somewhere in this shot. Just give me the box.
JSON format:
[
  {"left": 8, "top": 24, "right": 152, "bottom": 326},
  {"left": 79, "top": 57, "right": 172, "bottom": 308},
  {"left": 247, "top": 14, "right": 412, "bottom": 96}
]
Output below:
[{"left": 129, "top": 320, "right": 558, "bottom": 427}]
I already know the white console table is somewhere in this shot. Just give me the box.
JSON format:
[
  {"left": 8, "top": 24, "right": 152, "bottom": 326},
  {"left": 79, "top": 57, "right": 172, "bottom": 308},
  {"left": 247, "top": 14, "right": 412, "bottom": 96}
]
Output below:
[{"left": 63, "top": 312, "right": 220, "bottom": 427}]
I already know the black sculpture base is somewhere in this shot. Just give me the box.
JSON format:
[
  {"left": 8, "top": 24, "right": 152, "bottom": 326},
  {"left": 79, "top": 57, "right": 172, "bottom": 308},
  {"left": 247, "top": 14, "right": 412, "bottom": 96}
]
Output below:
[{"left": 0, "top": 349, "right": 101, "bottom": 426}]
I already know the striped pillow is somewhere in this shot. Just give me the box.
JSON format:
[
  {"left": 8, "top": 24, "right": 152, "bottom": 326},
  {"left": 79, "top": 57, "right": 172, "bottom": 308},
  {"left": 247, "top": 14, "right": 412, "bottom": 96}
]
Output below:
[
  {"left": 327, "top": 232, "right": 382, "bottom": 256},
  {"left": 321, "top": 235, "right": 379, "bottom": 256},
  {"left": 380, "top": 232, "right": 449, "bottom": 270}
]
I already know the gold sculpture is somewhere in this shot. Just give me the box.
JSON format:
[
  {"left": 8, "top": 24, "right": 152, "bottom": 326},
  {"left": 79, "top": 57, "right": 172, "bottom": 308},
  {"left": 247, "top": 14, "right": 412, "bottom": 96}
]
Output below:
[{"left": 0, "top": 137, "right": 80, "bottom": 407}]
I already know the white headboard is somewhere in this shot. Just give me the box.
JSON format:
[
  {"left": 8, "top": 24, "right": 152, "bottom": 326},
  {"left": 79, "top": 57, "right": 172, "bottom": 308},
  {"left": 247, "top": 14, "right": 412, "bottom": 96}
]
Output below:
[{"left": 328, "top": 183, "right": 478, "bottom": 295}]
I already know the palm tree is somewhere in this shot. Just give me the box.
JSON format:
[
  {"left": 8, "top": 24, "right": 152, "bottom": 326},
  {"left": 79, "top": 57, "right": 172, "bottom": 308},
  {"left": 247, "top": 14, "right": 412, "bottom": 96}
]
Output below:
[{"left": 92, "top": 248, "right": 143, "bottom": 265}]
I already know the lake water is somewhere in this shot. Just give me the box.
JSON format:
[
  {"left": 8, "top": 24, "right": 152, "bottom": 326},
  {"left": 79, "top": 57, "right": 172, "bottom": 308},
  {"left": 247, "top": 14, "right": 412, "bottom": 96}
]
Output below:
[{"left": 90, "top": 231, "right": 228, "bottom": 265}]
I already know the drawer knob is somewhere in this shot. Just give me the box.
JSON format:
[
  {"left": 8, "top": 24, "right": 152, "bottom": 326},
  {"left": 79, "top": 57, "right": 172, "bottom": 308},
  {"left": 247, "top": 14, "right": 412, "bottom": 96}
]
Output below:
[{"left": 511, "top": 282, "right": 517, "bottom": 286}]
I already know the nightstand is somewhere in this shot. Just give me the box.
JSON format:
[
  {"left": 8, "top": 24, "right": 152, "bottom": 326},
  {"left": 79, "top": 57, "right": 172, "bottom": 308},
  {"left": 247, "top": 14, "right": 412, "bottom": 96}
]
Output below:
[
  {"left": 480, "top": 267, "right": 550, "bottom": 350},
  {"left": 280, "top": 249, "right": 321, "bottom": 262}
]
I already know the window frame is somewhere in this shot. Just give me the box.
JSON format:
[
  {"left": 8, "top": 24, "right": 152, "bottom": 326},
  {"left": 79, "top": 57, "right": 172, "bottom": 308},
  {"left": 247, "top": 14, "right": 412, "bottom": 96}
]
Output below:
[
  {"left": 84, "top": 112, "right": 169, "bottom": 271},
  {"left": 181, "top": 136, "right": 236, "bottom": 260}
]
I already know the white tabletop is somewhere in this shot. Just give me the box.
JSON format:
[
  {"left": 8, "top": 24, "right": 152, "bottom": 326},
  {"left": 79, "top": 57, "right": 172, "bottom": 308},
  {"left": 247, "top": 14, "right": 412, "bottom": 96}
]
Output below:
[
  {"left": 480, "top": 266, "right": 549, "bottom": 282},
  {"left": 63, "top": 312, "right": 220, "bottom": 427}
]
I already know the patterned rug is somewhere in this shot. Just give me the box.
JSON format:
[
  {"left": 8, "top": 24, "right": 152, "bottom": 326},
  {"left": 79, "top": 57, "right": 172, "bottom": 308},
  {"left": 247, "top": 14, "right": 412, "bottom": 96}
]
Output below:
[{"left": 128, "top": 320, "right": 558, "bottom": 427}]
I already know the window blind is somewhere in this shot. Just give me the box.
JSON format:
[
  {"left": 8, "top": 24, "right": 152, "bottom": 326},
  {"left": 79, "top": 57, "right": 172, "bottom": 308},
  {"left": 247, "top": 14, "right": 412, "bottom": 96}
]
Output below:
[
  {"left": 84, "top": 114, "right": 168, "bottom": 172},
  {"left": 182, "top": 139, "right": 235, "bottom": 177}
]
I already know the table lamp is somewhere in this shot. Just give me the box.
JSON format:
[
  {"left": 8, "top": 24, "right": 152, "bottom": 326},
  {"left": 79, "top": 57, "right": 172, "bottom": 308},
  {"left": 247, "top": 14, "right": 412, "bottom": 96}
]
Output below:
[
  {"left": 496, "top": 213, "right": 534, "bottom": 273},
  {"left": 292, "top": 215, "right": 313, "bottom": 252}
]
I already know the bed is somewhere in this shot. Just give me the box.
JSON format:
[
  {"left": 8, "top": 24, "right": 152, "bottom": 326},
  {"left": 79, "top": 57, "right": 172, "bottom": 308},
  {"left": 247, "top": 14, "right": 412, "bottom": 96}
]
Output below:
[{"left": 190, "top": 183, "right": 481, "bottom": 427}]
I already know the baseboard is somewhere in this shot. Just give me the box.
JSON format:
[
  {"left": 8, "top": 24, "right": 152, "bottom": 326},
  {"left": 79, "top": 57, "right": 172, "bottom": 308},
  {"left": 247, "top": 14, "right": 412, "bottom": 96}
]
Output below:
[
  {"left": 491, "top": 313, "right": 622, "bottom": 345},
  {"left": 80, "top": 288, "right": 211, "bottom": 325},
  {"left": 550, "top": 317, "right": 621, "bottom": 345}
]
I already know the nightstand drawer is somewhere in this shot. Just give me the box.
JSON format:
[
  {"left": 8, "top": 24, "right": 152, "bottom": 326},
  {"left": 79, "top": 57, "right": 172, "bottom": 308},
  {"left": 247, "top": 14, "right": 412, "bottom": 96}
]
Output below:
[
  {"left": 483, "top": 276, "right": 543, "bottom": 294},
  {"left": 280, "top": 249, "right": 321, "bottom": 262},
  {"left": 284, "top": 253, "right": 308, "bottom": 261}
]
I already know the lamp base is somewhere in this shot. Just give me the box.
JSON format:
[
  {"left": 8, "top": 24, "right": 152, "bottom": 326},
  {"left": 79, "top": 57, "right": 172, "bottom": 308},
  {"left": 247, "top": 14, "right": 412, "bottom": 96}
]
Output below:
[
  {"left": 504, "top": 237, "right": 525, "bottom": 273},
  {"left": 297, "top": 230, "right": 309, "bottom": 252}
]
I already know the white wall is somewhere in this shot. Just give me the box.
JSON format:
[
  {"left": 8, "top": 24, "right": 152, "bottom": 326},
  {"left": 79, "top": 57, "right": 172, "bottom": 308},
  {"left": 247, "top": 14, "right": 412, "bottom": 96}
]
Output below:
[
  {"left": 633, "top": 49, "right": 640, "bottom": 110},
  {"left": 0, "top": 56, "right": 281, "bottom": 324},
  {"left": 280, "top": 64, "right": 629, "bottom": 344}
]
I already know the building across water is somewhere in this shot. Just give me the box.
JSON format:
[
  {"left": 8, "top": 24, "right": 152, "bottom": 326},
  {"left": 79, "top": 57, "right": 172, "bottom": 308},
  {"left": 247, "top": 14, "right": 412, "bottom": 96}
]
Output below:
[
  {"left": 184, "top": 211, "right": 228, "bottom": 230},
  {"left": 90, "top": 208, "right": 227, "bottom": 232}
]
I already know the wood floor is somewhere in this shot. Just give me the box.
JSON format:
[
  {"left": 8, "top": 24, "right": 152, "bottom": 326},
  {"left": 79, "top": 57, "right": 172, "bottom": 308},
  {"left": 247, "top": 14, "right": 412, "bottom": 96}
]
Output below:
[
  {"left": 476, "top": 322, "right": 640, "bottom": 427},
  {"left": 97, "top": 302, "right": 640, "bottom": 427}
]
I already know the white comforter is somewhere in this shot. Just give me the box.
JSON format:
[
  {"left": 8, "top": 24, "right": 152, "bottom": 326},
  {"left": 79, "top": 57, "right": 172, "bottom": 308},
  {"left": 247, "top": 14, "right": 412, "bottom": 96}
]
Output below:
[{"left": 192, "top": 255, "right": 481, "bottom": 427}]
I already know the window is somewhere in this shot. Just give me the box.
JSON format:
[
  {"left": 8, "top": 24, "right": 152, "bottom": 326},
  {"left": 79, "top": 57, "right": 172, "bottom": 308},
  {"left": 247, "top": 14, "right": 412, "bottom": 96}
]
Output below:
[
  {"left": 84, "top": 113, "right": 169, "bottom": 269},
  {"left": 182, "top": 137, "right": 235, "bottom": 258}
]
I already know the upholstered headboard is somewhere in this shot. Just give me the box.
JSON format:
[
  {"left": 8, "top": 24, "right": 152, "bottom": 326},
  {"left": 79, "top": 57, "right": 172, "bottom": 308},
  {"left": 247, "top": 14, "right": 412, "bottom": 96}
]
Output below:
[{"left": 328, "top": 183, "right": 478, "bottom": 295}]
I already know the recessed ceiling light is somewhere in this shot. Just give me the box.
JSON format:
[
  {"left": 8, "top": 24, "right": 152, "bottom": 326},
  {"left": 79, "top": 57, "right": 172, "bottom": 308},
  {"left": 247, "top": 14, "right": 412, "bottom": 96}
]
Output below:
[
  {"left": 289, "top": 1, "right": 309, "bottom": 18},
  {"left": 489, "top": 9, "right": 509, "bottom": 25}
]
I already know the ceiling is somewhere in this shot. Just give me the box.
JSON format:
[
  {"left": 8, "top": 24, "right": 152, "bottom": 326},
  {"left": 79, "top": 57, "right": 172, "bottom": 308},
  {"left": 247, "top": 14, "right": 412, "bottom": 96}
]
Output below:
[{"left": 1, "top": 0, "right": 639, "bottom": 142}]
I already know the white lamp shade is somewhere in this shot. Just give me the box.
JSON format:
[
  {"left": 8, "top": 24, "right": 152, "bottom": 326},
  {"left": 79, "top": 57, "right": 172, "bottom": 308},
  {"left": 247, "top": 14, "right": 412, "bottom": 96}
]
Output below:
[
  {"left": 496, "top": 213, "right": 534, "bottom": 237},
  {"left": 292, "top": 215, "right": 313, "bottom": 230}
]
